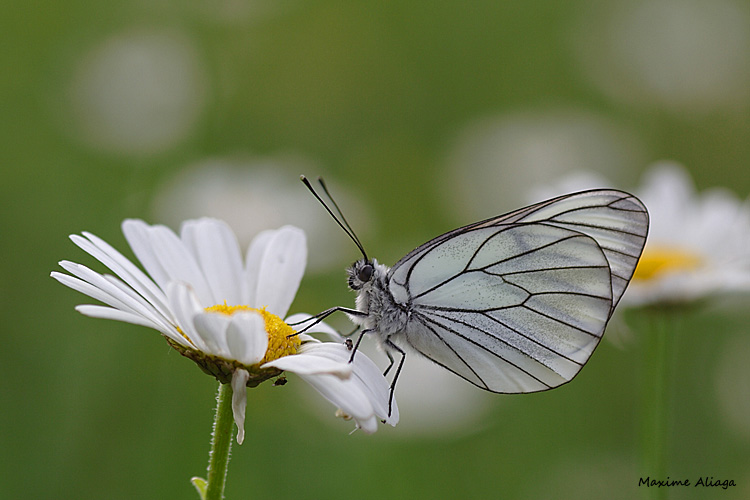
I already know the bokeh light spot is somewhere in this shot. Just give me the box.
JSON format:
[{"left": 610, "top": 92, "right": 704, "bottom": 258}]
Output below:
[{"left": 68, "top": 28, "right": 208, "bottom": 156}]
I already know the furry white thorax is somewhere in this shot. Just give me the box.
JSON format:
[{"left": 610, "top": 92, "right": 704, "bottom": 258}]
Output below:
[{"left": 347, "top": 259, "right": 409, "bottom": 343}]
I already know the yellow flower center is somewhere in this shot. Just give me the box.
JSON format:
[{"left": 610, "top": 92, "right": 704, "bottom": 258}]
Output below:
[
  {"left": 204, "top": 303, "right": 301, "bottom": 363},
  {"left": 633, "top": 246, "right": 703, "bottom": 281}
]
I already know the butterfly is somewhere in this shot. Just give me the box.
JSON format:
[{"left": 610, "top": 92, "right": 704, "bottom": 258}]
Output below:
[{"left": 298, "top": 177, "right": 649, "bottom": 414}]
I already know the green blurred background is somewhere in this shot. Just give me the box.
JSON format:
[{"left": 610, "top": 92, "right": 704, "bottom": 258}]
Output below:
[{"left": 3, "top": 0, "right": 750, "bottom": 498}]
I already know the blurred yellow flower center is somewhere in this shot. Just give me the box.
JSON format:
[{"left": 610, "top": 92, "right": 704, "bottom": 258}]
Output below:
[
  {"left": 204, "top": 303, "right": 300, "bottom": 363},
  {"left": 633, "top": 246, "right": 703, "bottom": 281}
]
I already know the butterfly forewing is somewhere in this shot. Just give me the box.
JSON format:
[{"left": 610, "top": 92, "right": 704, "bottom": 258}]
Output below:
[
  {"left": 386, "top": 189, "right": 648, "bottom": 394},
  {"left": 506, "top": 190, "right": 649, "bottom": 310}
]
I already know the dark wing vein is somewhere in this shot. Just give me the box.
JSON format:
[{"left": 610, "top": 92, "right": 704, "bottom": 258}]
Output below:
[
  {"left": 493, "top": 264, "right": 611, "bottom": 276},
  {"left": 408, "top": 313, "right": 491, "bottom": 390},
  {"left": 412, "top": 311, "right": 554, "bottom": 391},
  {"left": 409, "top": 231, "right": 593, "bottom": 302},
  {"left": 429, "top": 309, "right": 586, "bottom": 367}
]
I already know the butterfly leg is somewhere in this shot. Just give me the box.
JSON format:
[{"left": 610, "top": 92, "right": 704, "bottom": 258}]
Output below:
[
  {"left": 383, "top": 338, "right": 405, "bottom": 418},
  {"left": 348, "top": 328, "right": 373, "bottom": 363},
  {"left": 347, "top": 331, "right": 403, "bottom": 417},
  {"left": 383, "top": 351, "right": 395, "bottom": 377}
]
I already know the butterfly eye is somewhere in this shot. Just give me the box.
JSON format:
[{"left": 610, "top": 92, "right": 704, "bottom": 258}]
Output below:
[{"left": 358, "top": 263, "right": 374, "bottom": 282}]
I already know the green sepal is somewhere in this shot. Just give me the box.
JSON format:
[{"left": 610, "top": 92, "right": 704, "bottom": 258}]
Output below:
[{"left": 191, "top": 476, "right": 208, "bottom": 500}]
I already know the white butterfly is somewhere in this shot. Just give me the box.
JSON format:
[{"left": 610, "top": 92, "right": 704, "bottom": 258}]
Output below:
[{"left": 299, "top": 178, "right": 649, "bottom": 413}]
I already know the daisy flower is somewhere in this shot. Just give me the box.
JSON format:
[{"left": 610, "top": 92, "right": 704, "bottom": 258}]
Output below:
[{"left": 51, "top": 218, "right": 398, "bottom": 443}]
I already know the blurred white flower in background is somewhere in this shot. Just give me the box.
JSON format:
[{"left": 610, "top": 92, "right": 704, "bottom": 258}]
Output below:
[
  {"left": 529, "top": 162, "right": 750, "bottom": 306},
  {"left": 67, "top": 27, "right": 208, "bottom": 156},
  {"left": 571, "top": 0, "right": 750, "bottom": 113},
  {"left": 442, "top": 109, "right": 644, "bottom": 221},
  {"left": 152, "top": 158, "right": 373, "bottom": 273}
]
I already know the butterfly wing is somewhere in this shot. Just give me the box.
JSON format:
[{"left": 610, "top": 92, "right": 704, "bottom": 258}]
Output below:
[{"left": 387, "top": 190, "right": 648, "bottom": 393}]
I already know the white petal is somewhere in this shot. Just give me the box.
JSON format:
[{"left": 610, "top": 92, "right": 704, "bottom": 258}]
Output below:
[
  {"left": 74, "top": 304, "right": 149, "bottom": 325},
  {"left": 243, "top": 229, "right": 276, "bottom": 307},
  {"left": 262, "top": 349, "right": 352, "bottom": 379},
  {"left": 149, "top": 225, "right": 215, "bottom": 306},
  {"left": 357, "top": 416, "right": 379, "bottom": 434},
  {"left": 166, "top": 282, "right": 209, "bottom": 352},
  {"left": 272, "top": 341, "right": 398, "bottom": 433},
  {"left": 101, "top": 274, "right": 177, "bottom": 333},
  {"left": 73, "top": 304, "right": 189, "bottom": 347},
  {"left": 181, "top": 219, "right": 245, "bottom": 306},
  {"left": 640, "top": 162, "right": 694, "bottom": 215},
  {"left": 303, "top": 342, "right": 398, "bottom": 425},
  {"left": 192, "top": 313, "right": 232, "bottom": 358},
  {"left": 226, "top": 312, "right": 268, "bottom": 365},
  {"left": 122, "top": 219, "right": 171, "bottom": 291},
  {"left": 53, "top": 268, "right": 133, "bottom": 312},
  {"left": 249, "top": 226, "right": 307, "bottom": 317},
  {"left": 639, "top": 163, "right": 694, "bottom": 243},
  {"left": 297, "top": 333, "right": 320, "bottom": 343},
  {"left": 54, "top": 263, "right": 171, "bottom": 332},
  {"left": 231, "top": 371, "right": 249, "bottom": 445},
  {"left": 295, "top": 370, "right": 377, "bottom": 432},
  {"left": 73, "top": 229, "right": 172, "bottom": 320},
  {"left": 53, "top": 268, "right": 186, "bottom": 345},
  {"left": 297, "top": 341, "right": 352, "bottom": 361},
  {"left": 692, "top": 189, "right": 745, "bottom": 256},
  {"left": 350, "top": 348, "right": 400, "bottom": 426}
]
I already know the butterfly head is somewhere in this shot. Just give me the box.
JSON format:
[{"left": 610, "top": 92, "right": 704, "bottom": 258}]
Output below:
[{"left": 347, "top": 258, "right": 376, "bottom": 290}]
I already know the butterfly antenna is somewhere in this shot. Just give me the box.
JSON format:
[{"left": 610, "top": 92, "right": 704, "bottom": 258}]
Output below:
[
  {"left": 300, "top": 175, "right": 369, "bottom": 261},
  {"left": 316, "top": 177, "right": 369, "bottom": 257}
]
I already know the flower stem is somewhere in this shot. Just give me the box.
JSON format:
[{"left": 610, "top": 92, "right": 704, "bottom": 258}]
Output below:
[
  {"left": 205, "top": 382, "right": 234, "bottom": 500},
  {"left": 640, "top": 309, "right": 675, "bottom": 500}
]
